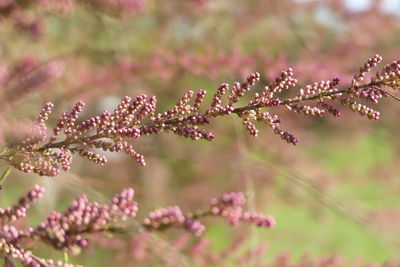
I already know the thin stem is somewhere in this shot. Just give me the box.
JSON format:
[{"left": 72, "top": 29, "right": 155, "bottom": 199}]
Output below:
[
  {"left": 379, "top": 89, "right": 400, "bottom": 102},
  {"left": 36, "top": 133, "right": 105, "bottom": 151}
]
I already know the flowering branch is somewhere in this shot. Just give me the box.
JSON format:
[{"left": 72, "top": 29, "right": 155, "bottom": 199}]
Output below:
[
  {"left": 0, "top": 185, "right": 273, "bottom": 266},
  {"left": 143, "top": 192, "right": 275, "bottom": 236},
  {"left": 0, "top": 55, "right": 398, "bottom": 177}
]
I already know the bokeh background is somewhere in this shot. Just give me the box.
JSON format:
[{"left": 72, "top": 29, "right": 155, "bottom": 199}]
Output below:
[{"left": 1, "top": 0, "right": 400, "bottom": 266}]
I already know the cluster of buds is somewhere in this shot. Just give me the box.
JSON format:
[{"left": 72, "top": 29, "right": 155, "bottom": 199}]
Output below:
[
  {"left": 29, "top": 188, "right": 137, "bottom": 254},
  {"left": 234, "top": 55, "right": 399, "bottom": 142},
  {"left": 143, "top": 205, "right": 205, "bottom": 236},
  {"left": 0, "top": 236, "right": 81, "bottom": 267},
  {"left": 143, "top": 192, "right": 275, "bottom": 236},
  {"left": 0, "top": 185, "right": 276, "bottom": 266},
  {"left": 337, "top": 55, "right": 400, "bottom": 118},
  {"left": 0, "top": 185, "right": 137, "bottom": 266},
  {"left": 209, "top": 192, "right": 276, "bottom": 228},
  {"left": 0, "top": 185, "right": 44, "bottom": 223},
  {"left": 0, "top": 185, "right": 84, "bottom": 266},
  {"left": 1, "top": 55, "right": 399, "bottom": 177}
]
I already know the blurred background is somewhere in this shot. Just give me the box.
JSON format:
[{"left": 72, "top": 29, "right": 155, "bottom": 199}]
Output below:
[{"left": 1, "top": 0, "right": 400, "bottom": 266}]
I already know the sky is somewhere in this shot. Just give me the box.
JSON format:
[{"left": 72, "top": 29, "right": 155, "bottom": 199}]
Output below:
[{"left": 294, "top": 0, "right": 400, "bottom": 14}]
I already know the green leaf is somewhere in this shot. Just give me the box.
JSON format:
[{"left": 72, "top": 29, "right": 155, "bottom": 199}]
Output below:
[{"left": 0, "top": 167, "right": 12, "bottom": 185}]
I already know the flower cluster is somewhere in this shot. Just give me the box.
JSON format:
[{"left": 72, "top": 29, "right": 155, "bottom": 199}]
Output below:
[
  {"left": 143, "top": 192, "right": 275, "bottom": 236},
  {"left": 0, "top": 185, "right": 44, "bottom": 223},
  {"left": 209, "top": 192, "right": 276, "bottom": 227},
  {"left": 30, "top": 188, "right": 137, "bottom": 254},
  {"left": 0, "top": 185, "right": 137, "bottom": 266},
  {"left": 0, "top": 236, "right": 79, "bottom": 267},
  {"left": 1, "top": 55, "right": 399, "bottom": 177},
  {"left": 0, "top": 185, "right": 82, "bottom": 266},
  {"left": 0, "top": 185, "right": 276, "bottom": 266},
  {"left": 143, "top": 205, "right": 205, "bottom": 236}
]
